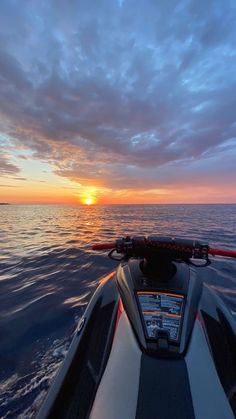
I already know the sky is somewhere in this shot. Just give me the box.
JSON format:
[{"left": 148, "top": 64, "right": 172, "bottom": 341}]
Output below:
[{"left": 0, "top": 0, "right": 236, "bottom": 204}]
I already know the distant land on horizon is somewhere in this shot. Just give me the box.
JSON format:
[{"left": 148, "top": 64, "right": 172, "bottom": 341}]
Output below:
[{"left": 0, "top": 203, "right": 10, "bottom": 205}]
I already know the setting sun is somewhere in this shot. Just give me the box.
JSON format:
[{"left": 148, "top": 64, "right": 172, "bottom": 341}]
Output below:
[
  {"left": 81, "top": 197, "right": 96, "bottom": 205},
  {"left": 85, "top": 198, "right": 93, "bottom": 205},
  {"left": 79, "top": 187, "right": 98, "bottom": 206}
]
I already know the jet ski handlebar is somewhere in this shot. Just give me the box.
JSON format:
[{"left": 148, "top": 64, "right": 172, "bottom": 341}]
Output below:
[{"left": 92, "top": 236, "right": 236, "bottom": 260}]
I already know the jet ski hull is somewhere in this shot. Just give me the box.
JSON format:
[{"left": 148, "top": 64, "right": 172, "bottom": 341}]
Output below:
[{"left": 37, "top": 259, "right": 236, "bottom": 419}]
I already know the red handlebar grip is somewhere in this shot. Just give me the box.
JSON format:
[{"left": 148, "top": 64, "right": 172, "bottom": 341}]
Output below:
[
  {"left": 209, "top": 247, "right": 236, "bottom": 258},
  {"left": 92, "top": 242, "right": 116, "bottom": 251},
  {"left": 92, "top": 241, "right": 236, "bottom": 258}
]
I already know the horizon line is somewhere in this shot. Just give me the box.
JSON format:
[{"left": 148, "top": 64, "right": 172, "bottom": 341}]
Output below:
[{"left": 1, "top": 202, "right": 236, "bottom": 206}]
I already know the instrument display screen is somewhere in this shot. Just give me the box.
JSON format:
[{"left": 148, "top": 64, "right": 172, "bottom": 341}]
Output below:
[{"left": 137, "top": 291, "right": 185, "bottom": 342}]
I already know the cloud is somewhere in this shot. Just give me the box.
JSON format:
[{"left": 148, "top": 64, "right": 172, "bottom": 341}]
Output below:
[
  {"left": 0, "top": 0, "right": 236, "bottom": 195},
  {"left": 0, "top": 184, "right": 20, "bottom": 187},
  {"left": 0, "top": 153, "right": 20, "bottom": 176}
]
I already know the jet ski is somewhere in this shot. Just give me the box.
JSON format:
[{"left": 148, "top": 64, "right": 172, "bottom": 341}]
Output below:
[{"left": 37, "top": 236, "right": 236, "bottom": 419}]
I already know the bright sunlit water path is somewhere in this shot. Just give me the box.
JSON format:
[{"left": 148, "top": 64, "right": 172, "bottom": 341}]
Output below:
[{"left": 0, "top": 204, "right": 236, "bottom": 417}]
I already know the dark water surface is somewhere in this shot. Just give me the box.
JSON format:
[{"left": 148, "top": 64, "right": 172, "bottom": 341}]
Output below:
[{"left": 0, "top": 204, "right": 236, "bottom": 417}]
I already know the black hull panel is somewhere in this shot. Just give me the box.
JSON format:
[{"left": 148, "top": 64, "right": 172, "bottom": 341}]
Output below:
[{"left": 38, "top": 274, "right": 119, "bottom": 419}]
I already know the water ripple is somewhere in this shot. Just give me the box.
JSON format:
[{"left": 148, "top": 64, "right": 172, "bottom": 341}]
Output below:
[{"left": 0, "top": 204, "right": 235, "bottom": 417}]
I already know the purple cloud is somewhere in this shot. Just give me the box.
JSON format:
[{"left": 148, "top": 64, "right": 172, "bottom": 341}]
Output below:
[
  {"left": 0, "top": 153, "right": 20, "bottom": 176},
  {"left": 0, "top": 0, "right": 235, "bottom": 193}
]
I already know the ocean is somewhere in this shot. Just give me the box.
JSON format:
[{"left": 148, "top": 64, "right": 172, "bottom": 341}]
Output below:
[{"left": 0, "top": 204, "right": 236, "bottom": 418}]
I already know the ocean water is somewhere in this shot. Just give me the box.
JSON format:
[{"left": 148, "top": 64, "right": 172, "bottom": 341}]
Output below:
[{"left": 0, "top": 204, "right": 236, "bottom": 418}]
